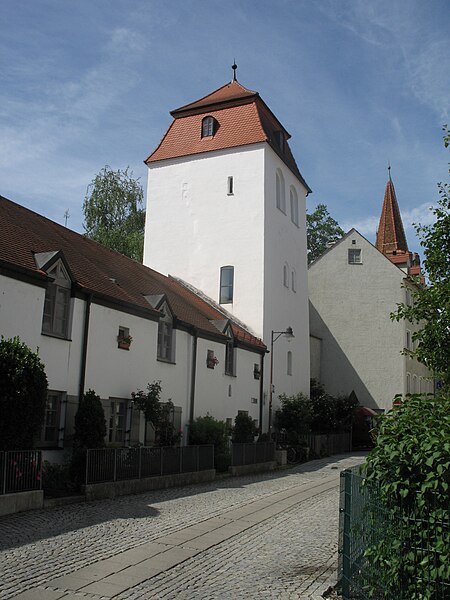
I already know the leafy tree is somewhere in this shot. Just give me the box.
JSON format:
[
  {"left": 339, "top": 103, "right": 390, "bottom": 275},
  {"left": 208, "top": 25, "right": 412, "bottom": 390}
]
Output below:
[
  {"left": 232, "top": 412, "right": 257, "bottom": 443},
  {"left": 310, "top": 379, "right": 357, "bottom": 433},
  {"left": 274, "top": 393, "right": 312, "bottom": 442},
  {"left": 83, "top": 165, "right": 145, "bottom": 261},
  {"left": 362, "top": 394, "right": 450, "bottom": 598},
  {"left": 0, "top": 337, "right": 48, "bottom": 450},
  {"left": 306, "top": 203, "right": 344, "bottom": 265},
  {"left": 132, "top": 381, "right": 180, "bottom": 446},
  {"left": 391, "top": 127, "right": 450, "bottom": 388}
]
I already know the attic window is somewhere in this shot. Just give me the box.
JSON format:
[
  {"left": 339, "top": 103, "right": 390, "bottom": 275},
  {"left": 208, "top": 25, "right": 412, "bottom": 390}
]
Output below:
[
  {"left": 348, "top": 249, "right": 362, "bottom": 264},
  {"left": 202, "top": 116, "right": 215, "bottom": 138},
  {"left": 42, "top": 260, "right": 72, "bottom": 339}
]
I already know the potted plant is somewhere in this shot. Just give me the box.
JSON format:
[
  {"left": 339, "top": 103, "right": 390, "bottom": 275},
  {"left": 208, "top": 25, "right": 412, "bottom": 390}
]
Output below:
[{"left": 117, "top": 333, "right": 133, "bottom": 350}]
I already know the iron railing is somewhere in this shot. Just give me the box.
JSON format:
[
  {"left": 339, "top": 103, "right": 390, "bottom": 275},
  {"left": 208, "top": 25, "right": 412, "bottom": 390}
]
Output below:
[
  {"left": 0, "top": 450, "right": 42, "bottom": 494},
  {"left": 339, "top": 467, "right": 449, "bottom": 599},
  {"left": 231, "top": 442, "right": 275, "bottom": 466},
  {"left": 85, "top": 445, "right": 214, "bottom": 484}
]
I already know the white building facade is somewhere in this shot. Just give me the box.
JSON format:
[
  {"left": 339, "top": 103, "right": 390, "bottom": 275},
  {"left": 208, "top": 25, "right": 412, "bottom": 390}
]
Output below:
[
  {"left": 144, "top": 78, "right": 312, "bottom": 420},
  {"left": 0, "top": 195, "right": 265, "bottom": 460}
]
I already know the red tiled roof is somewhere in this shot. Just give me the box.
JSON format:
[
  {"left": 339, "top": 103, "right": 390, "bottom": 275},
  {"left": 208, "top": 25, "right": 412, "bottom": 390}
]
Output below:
[
  {"left": 145, "top": 80, "right": 311, "bottom": 193},
  {"left": 0, "top": 195, "right": 265, "bottom": 352},
  {"left": 376, "top": 175, "right": 409, "bottom": 255}
]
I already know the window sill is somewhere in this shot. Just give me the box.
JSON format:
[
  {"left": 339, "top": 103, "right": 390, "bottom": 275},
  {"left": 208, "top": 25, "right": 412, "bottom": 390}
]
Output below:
[
  {"left": 225, "top": 372, "right": 237, "bottom": 378},
  {"left": 157, "top": 357, "right": 176, "bottom": 365},
  {"left": 41, "top": 332, "right": 72, "bottom": 341}
]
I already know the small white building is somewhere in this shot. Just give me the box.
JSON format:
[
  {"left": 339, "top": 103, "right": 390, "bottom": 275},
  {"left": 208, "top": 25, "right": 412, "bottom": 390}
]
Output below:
[
  {"left": 143, "top": 71, "right": 312, "bottom": 419},
  {"left": 308, "top": 174, "right": 432, "bottom": 412},
  {"left": 0, "top": 195, "right": 266, "bottom": 460}
]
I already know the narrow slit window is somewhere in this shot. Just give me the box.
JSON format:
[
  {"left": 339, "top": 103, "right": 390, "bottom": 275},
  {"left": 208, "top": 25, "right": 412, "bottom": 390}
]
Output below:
[{"left": 227, "top": 176, "right": 234, "bottom": 195}]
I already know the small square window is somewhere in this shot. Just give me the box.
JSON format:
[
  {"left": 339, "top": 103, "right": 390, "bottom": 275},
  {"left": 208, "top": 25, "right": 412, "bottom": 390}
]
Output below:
[{"left": 348, "top": 249, "right": 362, "bottom": 264}]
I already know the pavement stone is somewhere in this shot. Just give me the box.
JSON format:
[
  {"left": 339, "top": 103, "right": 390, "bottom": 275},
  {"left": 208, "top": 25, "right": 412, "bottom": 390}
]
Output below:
[{"left": 0, "top": 453, "right": 365, "bottom": 599}]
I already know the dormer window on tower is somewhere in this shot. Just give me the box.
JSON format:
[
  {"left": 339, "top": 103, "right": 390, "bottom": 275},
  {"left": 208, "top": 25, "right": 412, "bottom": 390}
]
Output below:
[{"left": 201, "top": 116, "right": 216, "bottom": 138}]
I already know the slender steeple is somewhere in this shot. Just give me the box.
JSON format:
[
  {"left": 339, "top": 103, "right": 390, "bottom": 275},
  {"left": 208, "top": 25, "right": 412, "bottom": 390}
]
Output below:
[{"left": 376, "top": 168, "right": 409, "bottom": 256}]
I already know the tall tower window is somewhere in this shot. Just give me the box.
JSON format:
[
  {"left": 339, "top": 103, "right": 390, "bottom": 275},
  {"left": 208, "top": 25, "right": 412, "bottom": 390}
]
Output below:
[
  {"left": 287, "top": 351, "right": 293, "bottom": 375},
  {"left": 276, "top": 169, "right": 286, "bottom": 213},
  {"left": 220, "top": 266, "right": 234, "bottom": 304},
  {"left": 202, "top": 116, "right": 215, "bottom": 138},
  {"left": 283, "top": 263, "right": 289, "bottom": 288},
  {"left": 290, "top": 186, "right": 299, "bottom": 226}
]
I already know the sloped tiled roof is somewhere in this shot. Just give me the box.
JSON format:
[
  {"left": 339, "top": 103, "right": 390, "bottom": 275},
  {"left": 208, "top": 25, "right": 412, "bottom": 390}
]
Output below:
[
  {"left": 0, "top": 195, "right": 265, "bottom": 352},
  {"left": 376, "top": 174, "right": 409, "bottom": 255},
  {"left": 145, "top": 80, "right": 311, "bottom": 193}
]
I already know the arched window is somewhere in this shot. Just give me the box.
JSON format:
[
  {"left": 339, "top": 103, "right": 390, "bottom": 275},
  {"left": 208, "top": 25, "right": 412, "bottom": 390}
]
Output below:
[
  {"left": 283, "top": 263, "right": 289, "bottom": 287},
  {"left": 406, "top": 373, "right": 411, "bottom": 394},
  {"left": 287, "top": 351, "right": 292, "bottom": 376},
  {"left": 290, "top": 186, "right": 299, "bottom": 226},
  {"left": 291, "top": 269, "right": 296, "bottom": 292},
  {"left": 276, "top": 169, "right": 286, "bottom": 213},
  {"left": 202, "top": 116, "right": 215, "bottom": 138}
]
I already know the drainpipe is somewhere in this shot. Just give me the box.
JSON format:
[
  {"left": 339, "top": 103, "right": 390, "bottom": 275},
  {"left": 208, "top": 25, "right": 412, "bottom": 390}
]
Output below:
[
  {"left": 259, "top": 352, "right": 265, "bottom": 434},
  {"left": 188, "top": 328, "right": 198, "bottom": 442},
  {"left": 79, "top": 293, "right": 92, "bottom": 400}
]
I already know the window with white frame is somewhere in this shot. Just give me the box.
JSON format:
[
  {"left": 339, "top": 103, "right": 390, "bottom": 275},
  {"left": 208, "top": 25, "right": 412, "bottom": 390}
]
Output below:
[
  {"left": 157, "top": 302, "right": 175, "bottom": 362},
  {"left": 225, "top": 327, "right": 235, "bottom": 376},
  {"left": 406, "top": 330, "right": 412, "bottom": 351},
  {"left": 108, "top": 399, "right": 126, "bottom": 444},
  {"left": 287, "top": 351, "right": 292, "bottom": 376},
  {"left": 42, "top": 261, "right": 71, "bottom": 338},
  {"left": 41, "top": 391, "right": 63, "bottom": 445},
  {"left": 348, "top": 249, "right": 362, "bottom": 264},
  {"left": 220, "top": 266, "right": 234, "bottom": 304},
  {"left": 276, "top": 169, "right": 286, "bottom": 213},
  {"left": 290, "top": 186, "right": 299, "bottom": 226},
  {"left": 202, "top": 116, "right": 215, "bottom": 137}
]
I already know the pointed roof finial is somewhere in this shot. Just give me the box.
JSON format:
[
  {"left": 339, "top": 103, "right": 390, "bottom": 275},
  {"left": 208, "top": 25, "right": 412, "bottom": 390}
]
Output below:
[{"left": 232, "top": 61, "right": 237, "bottom": 82}]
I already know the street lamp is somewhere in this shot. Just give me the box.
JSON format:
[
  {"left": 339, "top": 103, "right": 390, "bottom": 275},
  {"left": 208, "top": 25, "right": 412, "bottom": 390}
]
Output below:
[{"left": 268, "top": 327, "right": 295, "bottom": 437}]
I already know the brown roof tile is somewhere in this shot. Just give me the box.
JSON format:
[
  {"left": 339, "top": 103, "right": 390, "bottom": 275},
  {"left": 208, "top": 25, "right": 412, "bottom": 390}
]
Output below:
[{"left": 0, "top": 195, "right": 265, "bottom": 352}]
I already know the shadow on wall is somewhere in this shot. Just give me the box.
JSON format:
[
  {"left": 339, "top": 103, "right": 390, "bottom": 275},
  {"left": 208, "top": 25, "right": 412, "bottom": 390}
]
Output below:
[{"left": 309, "top": 301, "right": 378, "bottom": 410}]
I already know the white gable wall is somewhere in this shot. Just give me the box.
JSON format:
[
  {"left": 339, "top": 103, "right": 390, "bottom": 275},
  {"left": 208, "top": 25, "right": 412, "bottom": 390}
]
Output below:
[{"left": 308, "top": 231, "right": 431, "bottom": 412}]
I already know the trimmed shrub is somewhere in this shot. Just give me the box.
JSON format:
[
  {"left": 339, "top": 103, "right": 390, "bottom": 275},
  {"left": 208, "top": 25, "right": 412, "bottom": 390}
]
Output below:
[
  {"left": 232, "top": 412, "right": 257, "bottom": 443},
  {"left": 71, "top": 390, "right": 106, "bottom": 486},
  {"left": 189, "top": 414, "right": 230, "bottom": 471},
  {"left": 0, "top": 337, "right": 48, "bottom": 450},
  {"left": 274, "top": 393, "right": 312, "bottom": 439}
]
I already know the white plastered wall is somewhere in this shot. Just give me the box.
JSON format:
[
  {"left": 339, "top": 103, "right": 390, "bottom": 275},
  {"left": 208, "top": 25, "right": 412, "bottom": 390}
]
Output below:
[{"left": 144, "top": 145, "right": 266, "bottom": 336}]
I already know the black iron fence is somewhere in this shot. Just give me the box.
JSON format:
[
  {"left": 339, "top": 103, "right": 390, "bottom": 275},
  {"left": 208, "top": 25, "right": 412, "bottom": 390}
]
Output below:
[
  {"left": 231, "top": 442, "right": 275, "bottom": 467},
  {"left": 0, "top": 450, "right": 42, "bottom": 494},
  {"left": 85, "top": 445, "right": 214, "bottom": 484},
  {"left": 301, "top": 432, "right": 352, "bottom": 456},
  {"left": 339, "top": 467, "right": 449, "bottom": 600}
]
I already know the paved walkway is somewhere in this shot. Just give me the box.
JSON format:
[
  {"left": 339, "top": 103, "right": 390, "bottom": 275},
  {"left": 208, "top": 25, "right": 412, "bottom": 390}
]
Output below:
[{"left": 0, "top": 453, "right": 365, "bottom": 600}]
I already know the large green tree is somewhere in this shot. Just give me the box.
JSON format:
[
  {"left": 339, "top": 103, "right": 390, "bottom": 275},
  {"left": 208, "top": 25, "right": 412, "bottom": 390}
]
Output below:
[
  {"left": 391, "top": 127, "right": 450, "bottom": 388},
  {"left": 0, "top": 337, "right": 48, "bottom": 450},
  {"left": 306, "top": 203, "right": 344, "bottom": 265},
  {"left": 83, "top": 166, "right": 146, "bottom": 261}
]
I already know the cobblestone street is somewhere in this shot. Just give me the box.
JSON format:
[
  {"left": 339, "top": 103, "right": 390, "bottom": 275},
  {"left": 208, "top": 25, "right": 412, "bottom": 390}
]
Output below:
[{"left": 0, "top": 453, "right": 365, "bottom": 600}]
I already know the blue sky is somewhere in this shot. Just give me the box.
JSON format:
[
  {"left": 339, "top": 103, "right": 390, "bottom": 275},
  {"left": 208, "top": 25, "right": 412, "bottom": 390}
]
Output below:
[{"left": 1, "top": 0, "right": 449, "bottom": 257}]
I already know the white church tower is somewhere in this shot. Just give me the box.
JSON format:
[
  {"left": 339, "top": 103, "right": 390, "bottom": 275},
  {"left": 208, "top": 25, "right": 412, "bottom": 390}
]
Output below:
[{"left": 144, "top": 66, "right": 311, "bottom": 410}]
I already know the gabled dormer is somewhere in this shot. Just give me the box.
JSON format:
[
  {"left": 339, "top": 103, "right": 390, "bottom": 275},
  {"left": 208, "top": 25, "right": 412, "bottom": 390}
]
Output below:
[
  {"left": 145, "top": 294, "right": 176, "bottom": 363},
  {"left": 34, "top": 251, "right": 73, "bottom": 339}
]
